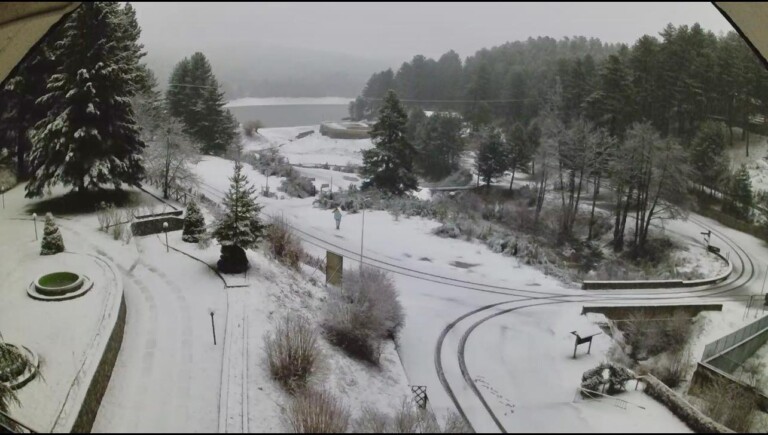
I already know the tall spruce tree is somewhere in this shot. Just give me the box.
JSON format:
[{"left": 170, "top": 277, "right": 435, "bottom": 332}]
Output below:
[
  {"left": 166, "top": 52, "right": 239, "bottom": 156},
  {"left": 182, "top": 199, "right": 206, "bottom": 243},
  {"left": 415, "top": 113, "right": 464, "bottom": 180},
  {"left": 475, "top": 127, "right": 508, "bottom": 188},
  {"left": 25, "top": 2, "right": 146, "bottom": 197},
  {"left": 724, "top": 165, "right": 753, "bottom": 221},
  {"left": 213, "top": 161, "right": 265, "bottom": 273},
  {"left": 361, "top": 90, "right": 418, "bottom": 195}
]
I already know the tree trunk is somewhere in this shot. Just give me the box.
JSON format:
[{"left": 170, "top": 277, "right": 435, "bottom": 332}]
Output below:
[
  {"left": 746, "top": 127, "right": 750, "bottom": 157},
  {"left": 509, "top": 167, "right": 516, "bottom": 191},
  {"left": 588, "top": 175, "right": 599, "bottom": 240},
  {"left": 15, "top": 126, "right": 27, "bottom": 180}
]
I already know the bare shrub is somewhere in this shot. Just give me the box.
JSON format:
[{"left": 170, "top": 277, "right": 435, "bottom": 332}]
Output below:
[
  {"left": 639, "top": 347, "right": 692, "bottom": 388},
  {"left": 265, "top": 314, "right": 320, "bottom": 394},
  {"left": 353, "top": 405, "right": 391, "bottom": 433},
  {"left": 323, "top": 267, "right": 405, "bottom": 363},
  {"left": 243, "top": 120, "right": 264, "bottom": 138},
  {"left": 286, "top": 388, "right": 350, "bottom": 433},
  {"left": 322, "top": 267, "right": 404, "bottom": 364},
  {"left": 615, "top": 309, "right": 693, "bottom": 360},
  {"left": 440, "top": 410, "right": 472, "bottom": 433},
  {"left": 353, "top": 399, "right": 470, "bottom": 433},
  {"left": 266, "top": 215, "right": 305, "bottom": 270},
  {"left": 696, "top": 375, "right": 759, "bottom": 432}
]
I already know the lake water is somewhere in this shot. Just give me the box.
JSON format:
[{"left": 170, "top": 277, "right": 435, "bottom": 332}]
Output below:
[{"left": 225, "top": 98, "right": 351, "bottom": 128}]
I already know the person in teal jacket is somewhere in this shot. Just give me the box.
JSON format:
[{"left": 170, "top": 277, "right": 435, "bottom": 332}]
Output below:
[{"left": 333, "top": 207, "right": 342, "bottom": 230}]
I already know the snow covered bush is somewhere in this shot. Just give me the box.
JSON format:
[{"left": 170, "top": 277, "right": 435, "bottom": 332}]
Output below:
[
  {"left": 265, "top": 314, "right": 320, "bottom": 394},
  {"left": 638, "top": 347, "right": 692, "bottom": 388},
  {"left": 286, "top": 388, "right": 350, "bottom": 433},
  {"left": 243, "top": 120, "right": 263, "bottom": 138},
  {"left": 353, "top": 399, "right": 470, "bottom": 433},
  {"left": 182, "top": 199, "right": 206, "bottom": 243},
  {"left": 616, "top": 309, "right": 694, "bottom": 360},
  {"left": 279, "top": 170, "right": 316, "bottom": 199},
  {"left": 40, "top": 213, "right": 65, "bottom": 255},
  {"left": 265, "top": 215, "right": 305, "bottom": 271},
  {"left": 322, "top": 267, "right": 404, "bottom": 363}
]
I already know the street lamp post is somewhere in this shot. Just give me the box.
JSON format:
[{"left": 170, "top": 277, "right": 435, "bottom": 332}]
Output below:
[
  {"left": 360, "top": 197, "right": 369, "bottom": 271},
  {"left": 163, "top": 222, "right": 169, "bottom": 252},
  {"left": 32, "top": 213, "right": 38, "bottom": 240},
  {"left": 209, "top": 309, "right": 217, "bottom": 345},
  {"left": 1, "top": 185, "right": 5, "bottom": 209}
]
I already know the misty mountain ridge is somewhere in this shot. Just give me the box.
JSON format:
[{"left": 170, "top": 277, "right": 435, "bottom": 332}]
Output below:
[{"left": 144, "top": 42, "right": 397, "bottom": 99}]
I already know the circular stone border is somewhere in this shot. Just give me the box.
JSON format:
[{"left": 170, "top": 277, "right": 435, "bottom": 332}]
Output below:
[
  {"left": 1, "top": 344, "right": 39, "bottom": 390},
  {"left": 27, "top": 275, "right": 93, "bottom": 301},
  {"left": 35, "top": 272, "right": 84, "bottom": 296}
]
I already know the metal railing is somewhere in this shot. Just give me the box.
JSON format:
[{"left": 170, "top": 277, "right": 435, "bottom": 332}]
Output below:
[
  {"left": 0, "top": 410, "right": 36, "bottom": 433},
  {"left": 702, "top": 314, "right": 768, "bottom": 362}
]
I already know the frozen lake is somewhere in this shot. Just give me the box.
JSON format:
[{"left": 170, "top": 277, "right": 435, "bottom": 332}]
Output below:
[{"left": 225, "top": 97, "right": 352, "bottom": 128}]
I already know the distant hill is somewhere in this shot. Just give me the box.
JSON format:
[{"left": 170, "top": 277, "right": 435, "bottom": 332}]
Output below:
[{"left": 142, "top": 42, "right": 396, "bottom": 99}]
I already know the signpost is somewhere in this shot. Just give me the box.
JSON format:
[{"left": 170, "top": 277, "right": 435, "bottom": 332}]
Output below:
[{"left": 571, "top": 330, "right": 601, "bottom": 358}]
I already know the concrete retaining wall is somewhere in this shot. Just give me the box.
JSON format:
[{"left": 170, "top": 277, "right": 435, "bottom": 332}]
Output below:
[
  {"left": 49, "top": 254, "right": 125, "bottom": 433},
  {"left": 582, "top": 250, "right": 731, "bottom": 290},
  {"left": 581, "top": 304, "right": 723, "bottom": 320},
  {"left": 131, "top": 216, "right": 184, "bottom": 237},
  {"left": 689, "top": 362, "right": 768, "bottom": 413},
  {"left": 642, "top": 374, "right": 733, "bottom": 433}
]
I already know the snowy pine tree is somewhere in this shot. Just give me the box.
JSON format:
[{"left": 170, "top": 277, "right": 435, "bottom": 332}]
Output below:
[
  {"left": 724, "top": 164, "right": 753, "bottom": 221},
  {"left": 25, "top": 2, "right": 146, "bottom": 198},
  {"left": 360, "top": 90, "right": 418, "bottom": 195},
  {"left": 166, "top": 53, "right": 239, "bottom": 156},
  {"left": 182, "top": 199, "right": 206, "bottom": 243},
  {"left": 475, "top": 127, "right": 508, "bottom": 187},
  {"left": 41, "top": 213, "right": 65, "bottom": 255},
  {"left": 213, "top": 161, "right": 265, "bottom": 273}
]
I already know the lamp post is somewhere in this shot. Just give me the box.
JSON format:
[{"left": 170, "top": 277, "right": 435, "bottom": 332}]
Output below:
[
  {"left": 163, "top": 222, "right": 169, "bottom": 252},
  {"left": 360, "top": 197, "right": 369, "bottom": 271},
  {"left": 209, "top": 309, "right": 217, "bottom": 345},
  {"left": 32, "top": 213, "right": 38, "bottom": 240},
  {"left": 1, "top": 185, "right": 5, "bottom": 209}
]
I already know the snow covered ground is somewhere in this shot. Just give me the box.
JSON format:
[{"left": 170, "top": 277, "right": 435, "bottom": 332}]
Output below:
[
  {"left": 188, "top": 118, "right": 768, "bottom": 432},
  {"left": 244, "top": 125, "right": 373, "bottom": 166},
  {"left": 193, "top": 153, "right": 764, "bottom": 432}
]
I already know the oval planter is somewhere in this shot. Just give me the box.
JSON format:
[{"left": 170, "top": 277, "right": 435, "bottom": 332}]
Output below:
[{"left": 35, "top": 272, "right": 84, "bottom": 296}]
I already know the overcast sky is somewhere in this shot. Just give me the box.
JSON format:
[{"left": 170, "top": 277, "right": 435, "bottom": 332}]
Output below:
[{"left": 133, "top": 2, "right": 734, "bottom": 62}]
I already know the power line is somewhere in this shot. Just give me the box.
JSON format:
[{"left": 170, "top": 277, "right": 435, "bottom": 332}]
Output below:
[{"left": 361, "top": 96, "right": 541, "bottom": 104}]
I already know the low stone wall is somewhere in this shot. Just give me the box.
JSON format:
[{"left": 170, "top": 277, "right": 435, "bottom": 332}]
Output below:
[
  {"left": 71, "top": 295, "right": 126, "bottom": 433},
  {"left": 131, "top": 216, "right": 184, "bottom": 237},
  {"left": 582, "top": 250, "right": 731, "bottom": 290},
  {"left": 581, "top": 304, "right": 723, "bottom": 320},
  {"left": 49, "top": 254, "right": 125, "bottom": 433},
  {"left": 642, "top": 374, "right": 733, "bottom": 433}
]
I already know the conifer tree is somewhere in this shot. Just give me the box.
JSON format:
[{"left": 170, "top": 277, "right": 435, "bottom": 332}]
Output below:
[
  {"left": 360, "top": 90, "right": 418, "bottom": 195},
  {"left": 182, "top": 199, "right": 206, "bottom": 243},
  {"left": 724, "top": 164, "right": 753, "bottom": 221},
  {"left": 25, "top": 2, "right": 146, "bottom": 197},
  {"left": 475, "top": 127, "right": 508, "bottom": 188},
  {"left": 166, "top": 52, "right": 239, "bottom": 156},
  {"left": 213, "top": 161, "right": 264, "bottom": 273},
  {"left": 41, "top": 213, "right": 65, "bottom": 255}
]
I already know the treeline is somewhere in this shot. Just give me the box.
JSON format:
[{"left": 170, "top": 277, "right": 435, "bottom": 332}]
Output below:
[
  {"left": 352, "top": 24, "right": 768, "bottom": 146},
  {"left": 0, "top": 2, "right": 239, "bottom": 198}
]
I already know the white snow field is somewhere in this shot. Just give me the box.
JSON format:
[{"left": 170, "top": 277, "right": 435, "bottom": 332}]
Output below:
[
  {"left": 243, "top": 125, "right": 374, "bottom": 166},
  {"left": 190, "top": 151, "right": 768, "bottom": 433}
]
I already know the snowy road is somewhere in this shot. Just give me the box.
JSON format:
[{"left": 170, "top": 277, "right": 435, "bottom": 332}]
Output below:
[{"left": 192, "top": 156, "right": 767, "bottom": 432}]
